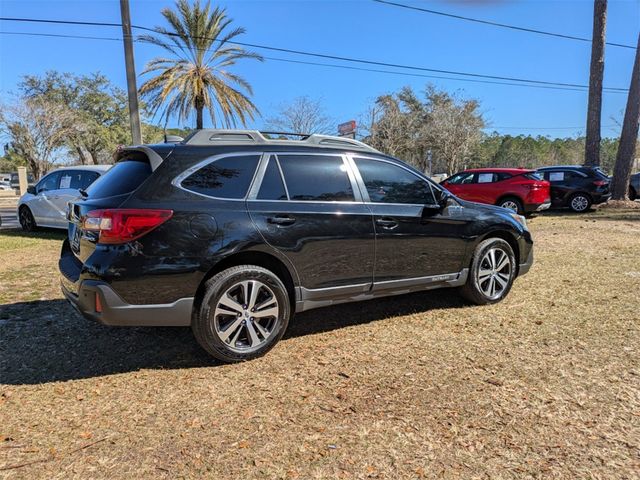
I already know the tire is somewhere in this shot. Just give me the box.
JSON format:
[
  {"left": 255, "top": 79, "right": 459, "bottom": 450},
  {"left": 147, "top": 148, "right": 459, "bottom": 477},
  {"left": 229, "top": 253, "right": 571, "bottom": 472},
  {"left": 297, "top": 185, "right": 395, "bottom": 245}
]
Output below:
[
  {"left": 19, "top": 206, "right": 37, "bottom": 232},
  {"left": 497, "top": 196, "right": 524, "bottom": 215},
  {"left": 630, "top": 186, "right": 637, "bottom": 201},
  {"left": 460, "top": 238, "right": 517, "bottom": 305},
  {"left": 568, "top": 192, "right": 592, "bottom": 213},
  {"left": 192, "top": 265, "right": 291, "bottom": 363}
]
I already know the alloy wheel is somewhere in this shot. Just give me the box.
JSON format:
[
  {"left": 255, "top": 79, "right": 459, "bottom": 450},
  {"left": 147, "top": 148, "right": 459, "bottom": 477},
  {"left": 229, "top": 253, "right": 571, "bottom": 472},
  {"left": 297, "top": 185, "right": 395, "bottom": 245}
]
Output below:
[
  {"left": 20, "top": 208, "right": 33, "bottom": 231},
  {"left": 500, "top": 200, "right": 520, "bottom": 212},
  {"left": 570, "top": 195, "right": 589, "bottom": 212},
  {"left": 476, "top": 247, "right": 512, "bottom": 300},
  {"left": 212, "top": 280, "right": 280, "bottom": 353}
]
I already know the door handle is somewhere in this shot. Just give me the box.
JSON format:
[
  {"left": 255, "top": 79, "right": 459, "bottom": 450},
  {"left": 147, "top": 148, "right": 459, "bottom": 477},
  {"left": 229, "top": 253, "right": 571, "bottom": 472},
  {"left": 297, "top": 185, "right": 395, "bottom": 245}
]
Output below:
[
  {"left": 376, "top": 217, "right": 398, "bottom": 230},
  {"left": 267, "top": 215, "right": 296, "bottom": 226}
]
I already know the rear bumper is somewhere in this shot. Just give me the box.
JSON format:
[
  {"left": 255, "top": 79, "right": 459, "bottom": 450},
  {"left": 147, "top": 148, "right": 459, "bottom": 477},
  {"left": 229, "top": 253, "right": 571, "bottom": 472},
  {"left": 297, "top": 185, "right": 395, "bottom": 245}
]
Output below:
[
  {"left": 59, "top": 244, "right": 193, "bottom": 327},
  {"left": 524, "top": 201, "right": 551, "bottom": 213},
  {"left": 592, "top": 193, "right": 611, "bottom": 205},
  {"left": 61, "top": 279, "right": 192, "bottom": 326}
]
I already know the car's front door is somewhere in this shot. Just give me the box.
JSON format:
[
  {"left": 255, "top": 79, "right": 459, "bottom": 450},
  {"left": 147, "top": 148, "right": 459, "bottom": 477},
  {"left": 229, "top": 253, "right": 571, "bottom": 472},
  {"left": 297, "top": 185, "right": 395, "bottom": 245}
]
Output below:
[
  {"left": 30, "top": 172, "right": 62, "bottom": 225},
  {"left": 350, "top": 156, "right": 471, "bottom": 287},
  {"left": 247, "top": 153, "right": 375, "bottom": 294}
]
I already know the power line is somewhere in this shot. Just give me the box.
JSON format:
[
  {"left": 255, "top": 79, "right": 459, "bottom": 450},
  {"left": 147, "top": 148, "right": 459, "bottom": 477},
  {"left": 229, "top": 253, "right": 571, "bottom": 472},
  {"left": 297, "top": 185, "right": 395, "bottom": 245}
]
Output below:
[
  {"left": 0, "top": 30, "right": 626, "bottom": 95},
  {"left": 372, "top": 0, "right": 635, "bottom": 50},
  {"left": 0, "top": 15, "right": 629, "bottom": 93}
]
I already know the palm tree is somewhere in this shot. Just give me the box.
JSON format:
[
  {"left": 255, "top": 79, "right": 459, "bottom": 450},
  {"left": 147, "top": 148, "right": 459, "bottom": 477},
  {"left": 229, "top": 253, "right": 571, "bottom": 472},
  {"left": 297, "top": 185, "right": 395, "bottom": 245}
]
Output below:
[{"left": 139, "top": 0, "right": 263, "bottom": 129}]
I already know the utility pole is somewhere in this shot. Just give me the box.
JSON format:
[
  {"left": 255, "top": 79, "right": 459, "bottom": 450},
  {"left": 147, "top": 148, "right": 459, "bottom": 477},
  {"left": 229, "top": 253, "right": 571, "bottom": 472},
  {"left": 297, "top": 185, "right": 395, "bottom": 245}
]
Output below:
[
  {"left": 585, "top": 0, "right": 607, "bottom": 166},
  {"left": 120, "top": 0, "right": 142, "bottom": 144}
]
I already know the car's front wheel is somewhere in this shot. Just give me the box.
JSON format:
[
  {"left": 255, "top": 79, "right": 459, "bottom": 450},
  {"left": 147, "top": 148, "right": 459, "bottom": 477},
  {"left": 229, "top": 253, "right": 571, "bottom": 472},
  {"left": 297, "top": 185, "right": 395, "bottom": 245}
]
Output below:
[
  {"left": 19, "top": 206, "right": 37, "bottom": 232},
  {"left": 568, "top": 193, "right": 591, "bottom": 213},
  {"left": 192, "top": 265, "right": 291, "bottom": 363},
  {"left": 461, "top": 238, "right": 517, "bottom": 305}
]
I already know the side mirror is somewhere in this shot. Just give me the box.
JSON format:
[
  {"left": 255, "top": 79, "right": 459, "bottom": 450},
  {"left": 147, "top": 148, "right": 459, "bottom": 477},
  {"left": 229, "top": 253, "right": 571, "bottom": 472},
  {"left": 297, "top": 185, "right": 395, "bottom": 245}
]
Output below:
[{"left": 27, "top": 185, "right": 36, "bottom": 195}]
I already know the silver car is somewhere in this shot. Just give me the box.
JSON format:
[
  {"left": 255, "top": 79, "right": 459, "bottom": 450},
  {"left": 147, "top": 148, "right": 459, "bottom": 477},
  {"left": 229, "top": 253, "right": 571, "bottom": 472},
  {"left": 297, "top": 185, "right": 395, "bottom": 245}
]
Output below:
[{"left": 17, "top": 165, "right": 111, "bottom": 231}]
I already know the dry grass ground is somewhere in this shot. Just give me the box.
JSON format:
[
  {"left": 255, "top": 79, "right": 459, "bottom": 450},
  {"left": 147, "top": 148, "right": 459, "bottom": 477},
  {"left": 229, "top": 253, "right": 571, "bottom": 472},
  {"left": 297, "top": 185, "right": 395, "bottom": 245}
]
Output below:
[{"left": 1, "top": 209, "right": 639, "bottom": 479}]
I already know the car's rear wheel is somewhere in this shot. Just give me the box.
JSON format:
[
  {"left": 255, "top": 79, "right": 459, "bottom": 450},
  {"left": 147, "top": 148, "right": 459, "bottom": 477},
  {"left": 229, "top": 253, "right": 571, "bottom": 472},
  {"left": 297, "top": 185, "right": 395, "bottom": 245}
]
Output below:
[
  {"left": 568, "top": 193, "right": 591, "bottom": 213},
  {"left": 192, "top": 265, "right": 291, "bottom": 363},
  {"left": 497, "top": 197, "right": 524, "bottom": 215},
  {"left": 461, "top": 238, "right": 516, "bottom": 305},
  {"left": 19, "top": 206, "right": 37, "bottom": 232}
]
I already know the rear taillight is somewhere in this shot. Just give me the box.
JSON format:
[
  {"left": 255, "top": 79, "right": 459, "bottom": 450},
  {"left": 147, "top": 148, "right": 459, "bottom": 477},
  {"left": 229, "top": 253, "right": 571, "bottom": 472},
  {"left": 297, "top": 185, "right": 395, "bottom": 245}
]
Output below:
[
  {"left": 82, "top": 209, "right": 173, "bottom": 244},
  {"left": 593, "top": 180, "right": 608, "bottom": 186}
]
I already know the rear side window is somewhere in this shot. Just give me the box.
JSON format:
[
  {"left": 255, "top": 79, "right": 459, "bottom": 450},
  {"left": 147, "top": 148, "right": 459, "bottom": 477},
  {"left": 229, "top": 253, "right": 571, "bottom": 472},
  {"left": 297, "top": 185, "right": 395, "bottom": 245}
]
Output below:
[
  {"left": 86, "top": 160, "right": 151, "bottom": 198},
  {"left": 354, "top": 158, "right": 436, "bottom": 205},
  {"left": 496, "top": 173, "right": 513, "bottom": 181},
  {"left": 278, "top": 154, "right": 354, "bottom": 202},
  {"left": 181, "top": 155, "right": 260, "bottom": 199},
  {"left": 59, "top": 170, "right": 100, "bottom": 190},
  {"left": 477, "top": 173, "right": 495, "bottom": 183},
  {"left": 257, "top": 157, "right": 287, "bottom": 200}
]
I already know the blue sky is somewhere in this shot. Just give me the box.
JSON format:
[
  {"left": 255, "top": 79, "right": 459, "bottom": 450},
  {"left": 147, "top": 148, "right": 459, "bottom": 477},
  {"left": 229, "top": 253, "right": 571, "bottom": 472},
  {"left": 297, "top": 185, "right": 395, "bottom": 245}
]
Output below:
[{"left": 0, "top": 0, "right": 639, "bottom": 139}]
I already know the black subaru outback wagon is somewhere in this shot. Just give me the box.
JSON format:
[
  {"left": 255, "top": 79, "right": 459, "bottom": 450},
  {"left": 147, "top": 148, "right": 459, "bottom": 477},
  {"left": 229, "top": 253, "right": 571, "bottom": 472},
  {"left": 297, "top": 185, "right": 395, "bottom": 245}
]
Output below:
[{"left": 60, "top": 130, "right": 533, "bottom": 362}]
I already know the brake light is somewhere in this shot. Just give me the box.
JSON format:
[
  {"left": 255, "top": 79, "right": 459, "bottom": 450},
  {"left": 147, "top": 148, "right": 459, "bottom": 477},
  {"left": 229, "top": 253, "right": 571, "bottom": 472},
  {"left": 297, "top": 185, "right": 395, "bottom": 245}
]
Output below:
[
  {"left": 82, "top": 209, "right": 173, "bottom": 244},
  {"left": 593, "top": 180, "right": 608, "bottom": 186}
]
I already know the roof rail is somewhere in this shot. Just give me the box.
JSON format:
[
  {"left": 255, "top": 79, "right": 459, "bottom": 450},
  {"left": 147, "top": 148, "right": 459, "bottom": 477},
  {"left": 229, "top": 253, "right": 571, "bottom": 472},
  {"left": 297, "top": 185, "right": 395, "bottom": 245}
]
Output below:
[{"left": 181, "top": 129, "right": 379, "bottom": 153}]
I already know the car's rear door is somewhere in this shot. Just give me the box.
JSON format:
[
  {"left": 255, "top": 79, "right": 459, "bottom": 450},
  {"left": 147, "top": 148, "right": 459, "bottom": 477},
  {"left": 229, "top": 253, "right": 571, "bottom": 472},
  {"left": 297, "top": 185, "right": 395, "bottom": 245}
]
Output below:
[
  {"left": 350, "top": 156, "right": 470, "bottom": 284},
  {"left": 247, "top": 152, "right": 375, "bottom": 293}
]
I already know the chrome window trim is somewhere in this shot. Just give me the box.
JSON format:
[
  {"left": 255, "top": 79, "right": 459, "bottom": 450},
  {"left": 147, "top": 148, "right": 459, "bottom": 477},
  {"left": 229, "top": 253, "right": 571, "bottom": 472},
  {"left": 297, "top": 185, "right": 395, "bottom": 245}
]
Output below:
[
  {"left": 347, "top": 153, "right": 440, "bottom": 206},
  {"left": 172, "top": 151, "right": 264, "bottom": 202}
]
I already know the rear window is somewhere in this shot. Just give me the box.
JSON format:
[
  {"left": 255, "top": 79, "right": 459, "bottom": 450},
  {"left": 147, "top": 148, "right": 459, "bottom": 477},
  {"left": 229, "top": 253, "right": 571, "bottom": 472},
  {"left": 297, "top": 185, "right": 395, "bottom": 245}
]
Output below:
[{"left": 85, "top": 160, "right": 150, "bottom": 198}]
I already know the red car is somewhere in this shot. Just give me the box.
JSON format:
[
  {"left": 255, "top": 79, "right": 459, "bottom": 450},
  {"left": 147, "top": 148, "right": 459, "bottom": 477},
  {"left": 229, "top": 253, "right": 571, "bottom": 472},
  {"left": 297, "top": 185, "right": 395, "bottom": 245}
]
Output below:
[{"left": 441, "top": 168, "right": 551, "bottom": 215}]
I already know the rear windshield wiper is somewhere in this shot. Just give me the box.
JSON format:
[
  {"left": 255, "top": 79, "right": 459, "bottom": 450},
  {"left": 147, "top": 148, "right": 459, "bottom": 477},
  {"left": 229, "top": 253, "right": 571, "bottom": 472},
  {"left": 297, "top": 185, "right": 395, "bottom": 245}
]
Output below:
[{"left": 79, "top": 188, "right": 88, "bottom": 198}]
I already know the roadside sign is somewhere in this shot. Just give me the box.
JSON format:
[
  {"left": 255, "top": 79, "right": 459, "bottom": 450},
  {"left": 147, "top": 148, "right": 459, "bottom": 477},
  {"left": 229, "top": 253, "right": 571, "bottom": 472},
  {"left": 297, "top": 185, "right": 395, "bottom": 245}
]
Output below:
[{"left": 338, "top": 120, "right": 356, "bottom": 138}]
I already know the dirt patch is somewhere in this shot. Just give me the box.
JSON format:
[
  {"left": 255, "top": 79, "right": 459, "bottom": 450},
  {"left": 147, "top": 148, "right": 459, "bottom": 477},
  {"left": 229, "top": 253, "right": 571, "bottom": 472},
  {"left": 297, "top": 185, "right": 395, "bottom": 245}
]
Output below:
[{"left": 0, "top": 211, "right": 639, "bottom": 479}]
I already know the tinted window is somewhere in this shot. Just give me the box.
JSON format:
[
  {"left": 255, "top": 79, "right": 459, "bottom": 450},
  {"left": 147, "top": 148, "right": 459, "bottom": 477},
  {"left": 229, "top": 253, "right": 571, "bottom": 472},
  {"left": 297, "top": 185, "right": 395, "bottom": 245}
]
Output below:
[
  {"left": 257, "top": 157, "right": 287, "bottom": 200},
  {"left": 447, "top": 172, "right": 475, "bottom": 185},
  {"left": 182, "top": 155, "right": 260, "bottom": 199},
  {"left": 355, "top": 158, "right": 436, "bottom": 205},
  {"left": 523, "top": 172, "right": 543, "bottom": 181},
  {"left": 496, "top": 172, "right": 513, "bottom": 181},
  {"left": 36, "top": 172, "right": 61, "bottom": 193},
  {"left": 278, "top": 154, "right": 354, "bottom": 202},
  {"left": 59, "top": 170, "right": 100, "bottom": 190},
  {"left": 85, "top": 160, "right": 152, "bottom": 198}
]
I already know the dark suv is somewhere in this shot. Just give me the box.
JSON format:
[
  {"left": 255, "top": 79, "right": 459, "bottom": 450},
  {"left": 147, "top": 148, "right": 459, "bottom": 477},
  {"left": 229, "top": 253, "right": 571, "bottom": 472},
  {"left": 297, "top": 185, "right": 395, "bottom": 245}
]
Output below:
[
  {"left": 536, "top": 165, "right": 610, "bottom": 212},
  {"left": 60, "top": 130, "right": 533, "bottom": 362}
]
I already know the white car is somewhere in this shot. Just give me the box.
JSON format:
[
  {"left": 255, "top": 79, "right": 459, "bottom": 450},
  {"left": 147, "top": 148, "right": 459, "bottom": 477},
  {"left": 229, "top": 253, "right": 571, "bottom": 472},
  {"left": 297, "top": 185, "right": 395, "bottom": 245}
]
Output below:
[{"left": 17, "top": 165, "right": 111, "bottom": 231}]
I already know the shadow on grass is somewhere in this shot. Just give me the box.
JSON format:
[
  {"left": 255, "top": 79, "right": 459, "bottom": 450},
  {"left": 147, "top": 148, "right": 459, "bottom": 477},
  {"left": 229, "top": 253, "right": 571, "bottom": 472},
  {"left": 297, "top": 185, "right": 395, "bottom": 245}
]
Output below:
[
  {"left": 0, "top": 228, "right": 67, "bottom": 240},
  {"left": 0, "top": 290, "right": 466, "bottom": 385}
]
